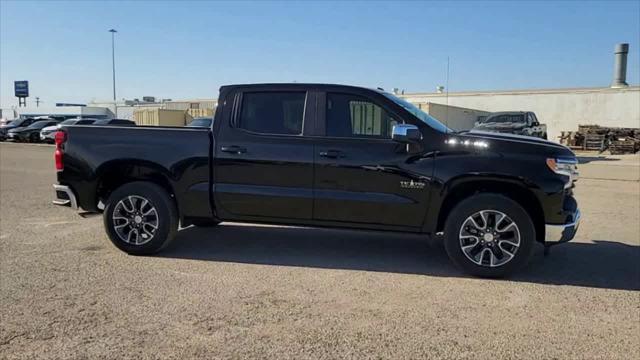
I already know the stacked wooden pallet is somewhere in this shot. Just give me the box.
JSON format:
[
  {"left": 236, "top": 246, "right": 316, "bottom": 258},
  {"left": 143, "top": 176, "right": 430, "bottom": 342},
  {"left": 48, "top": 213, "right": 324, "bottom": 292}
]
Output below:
[
  {"left": 558, "top": 125, "right": 640, "bottom": 153},
  {"left": 584, "top": 133, "right": 605, "bottom": 150},
  {"left": 610, "top": 139, "right": 638, "bottom": 154}
]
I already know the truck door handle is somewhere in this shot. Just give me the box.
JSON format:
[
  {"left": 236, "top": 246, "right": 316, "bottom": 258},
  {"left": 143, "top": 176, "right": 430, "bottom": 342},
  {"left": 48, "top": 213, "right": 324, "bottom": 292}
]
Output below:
[
  {"left": 319, "top": 149, "right": 343, "bottom": 159},
  {"left": 220, "top": 145, "right": 247, "bottom": 154}
]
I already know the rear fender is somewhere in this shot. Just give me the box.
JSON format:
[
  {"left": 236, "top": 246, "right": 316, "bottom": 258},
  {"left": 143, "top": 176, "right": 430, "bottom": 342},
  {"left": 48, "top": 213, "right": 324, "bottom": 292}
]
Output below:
[{"left": 96, "top": 160, "right": 177, "bottom": 212}]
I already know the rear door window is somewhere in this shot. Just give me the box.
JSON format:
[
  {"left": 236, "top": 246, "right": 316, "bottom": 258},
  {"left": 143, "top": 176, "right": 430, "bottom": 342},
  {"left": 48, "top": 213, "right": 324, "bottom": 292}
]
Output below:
[{"left": 238, "top": 92, "right": 306, "bottom": 135}]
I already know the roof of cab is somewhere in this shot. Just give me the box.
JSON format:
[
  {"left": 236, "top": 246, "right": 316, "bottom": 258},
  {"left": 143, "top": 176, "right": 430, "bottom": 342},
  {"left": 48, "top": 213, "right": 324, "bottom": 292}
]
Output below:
[
  {"left": 219, "top": 83, "right": 388, "bottom": 94},
  {"left": 487, "top": 111, "right": 529, "bottom": 116}
]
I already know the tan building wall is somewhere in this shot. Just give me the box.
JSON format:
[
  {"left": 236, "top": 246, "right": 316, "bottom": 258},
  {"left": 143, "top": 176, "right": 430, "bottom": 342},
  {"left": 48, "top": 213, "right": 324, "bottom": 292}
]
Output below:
[
  {"left": 400, "top": 86, "right": 640, "bottom": 142},
  {"left": 133, "top": 108, "right": 188, "bottom": 126},
  {"left": 165, "top": 99, "right": 217, "bottom": 111},
  {"left": 418, "top": 102, "right": 490, "bottom": 131}
]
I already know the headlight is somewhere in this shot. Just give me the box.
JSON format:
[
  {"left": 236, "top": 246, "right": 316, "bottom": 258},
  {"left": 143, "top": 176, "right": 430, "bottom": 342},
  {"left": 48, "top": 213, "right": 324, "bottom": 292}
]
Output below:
[{"left": 546, "top": 157, "right": 579, "bottom": 189}]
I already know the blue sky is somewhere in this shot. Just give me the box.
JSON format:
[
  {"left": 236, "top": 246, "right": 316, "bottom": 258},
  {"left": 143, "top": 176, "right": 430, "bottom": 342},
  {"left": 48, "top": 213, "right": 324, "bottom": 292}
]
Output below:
[{"left": 1, "top": 0, "right": 639, "bottom": 107}]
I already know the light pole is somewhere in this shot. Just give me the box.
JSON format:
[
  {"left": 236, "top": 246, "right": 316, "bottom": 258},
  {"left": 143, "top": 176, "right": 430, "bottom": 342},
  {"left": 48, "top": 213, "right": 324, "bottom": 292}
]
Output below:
[{"left": 109, "top": 29, "right": 117, "bottom": 102}]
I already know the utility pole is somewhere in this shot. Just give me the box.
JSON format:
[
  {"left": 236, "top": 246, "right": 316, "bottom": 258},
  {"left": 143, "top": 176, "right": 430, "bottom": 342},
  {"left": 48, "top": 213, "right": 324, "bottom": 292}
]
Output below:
[
  {"left": 445, "top": 56, "right": 450, "bottom": 130},
  {"left": 35, "top": 97, "right": 40, "bottom": 107},
  {"left": 109, "top": 29, "right": 117, "bottom": 102}
]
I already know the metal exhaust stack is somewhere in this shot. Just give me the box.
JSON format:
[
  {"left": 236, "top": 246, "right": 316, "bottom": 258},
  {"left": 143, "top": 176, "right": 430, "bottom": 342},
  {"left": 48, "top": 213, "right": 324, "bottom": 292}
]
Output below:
[{"left": 611, "top": 43, "right": 629, "bottom": 88}]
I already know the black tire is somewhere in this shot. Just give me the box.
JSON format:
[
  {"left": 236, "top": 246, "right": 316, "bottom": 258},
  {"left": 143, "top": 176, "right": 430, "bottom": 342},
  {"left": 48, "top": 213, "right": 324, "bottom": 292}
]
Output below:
[
  {"left": 191, "top": 219, "right": 221, "bottom": 227},
  {"left": 443, "top": 193, "right": 535, "bottom": 278},
  {"left": 103, "top": 181, "right": 178, "bottom": 255},
  {"left": 30, "top": 133, "right": 39, "bottom": 143},
  {"left": 542, "top": 133, "right": 548, "bottom": 140}
]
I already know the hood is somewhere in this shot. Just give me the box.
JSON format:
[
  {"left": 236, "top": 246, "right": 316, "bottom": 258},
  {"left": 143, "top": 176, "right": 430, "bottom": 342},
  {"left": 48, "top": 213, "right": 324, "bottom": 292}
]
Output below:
[
  {"left": 445, "top": 130, "right": 574, "bottom": 158},
  {"left": 1, "top": 124, "right": 20, "bottom": 131},
  {"left": 474, "top": 122, "right": 527, "bottom": 130},
  {"left": 8, "top": 126, "right": 29, "bottom": 133}
]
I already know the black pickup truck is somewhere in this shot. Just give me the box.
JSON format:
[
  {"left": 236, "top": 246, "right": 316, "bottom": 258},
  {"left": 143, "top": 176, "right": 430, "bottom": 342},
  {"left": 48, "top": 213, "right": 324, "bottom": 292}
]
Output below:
[{"left": 53, "top": 84, "right": 580, "bottom": 277}]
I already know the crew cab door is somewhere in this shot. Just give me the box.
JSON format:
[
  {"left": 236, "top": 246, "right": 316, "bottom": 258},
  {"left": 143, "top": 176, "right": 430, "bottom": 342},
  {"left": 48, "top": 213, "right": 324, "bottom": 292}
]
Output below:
[
  {"left": 213, "top": 89, "right": 316, "bottom": 220},
  {"left": 313, "top": 91, "right": 431, "bottom": 228}
]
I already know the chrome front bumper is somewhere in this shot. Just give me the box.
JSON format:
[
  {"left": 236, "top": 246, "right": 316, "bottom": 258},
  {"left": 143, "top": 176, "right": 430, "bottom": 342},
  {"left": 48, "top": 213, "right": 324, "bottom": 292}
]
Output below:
[
  {"left": 53, "top": 184, "right": 78, "bottom": 209},
  {"left": 545, "top": 209, "right": 581, "bottom": 244}
]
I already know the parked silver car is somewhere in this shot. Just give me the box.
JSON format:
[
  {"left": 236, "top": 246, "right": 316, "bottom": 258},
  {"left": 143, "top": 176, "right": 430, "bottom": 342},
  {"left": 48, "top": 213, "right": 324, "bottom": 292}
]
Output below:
[{"left": 40, "top": 118, "right": 98, "bottom": 143}]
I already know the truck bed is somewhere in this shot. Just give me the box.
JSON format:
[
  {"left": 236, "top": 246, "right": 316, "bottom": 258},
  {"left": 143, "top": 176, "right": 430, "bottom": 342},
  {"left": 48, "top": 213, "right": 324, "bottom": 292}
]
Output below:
[{"left": 59, "top": 125, "right": 212, "bottom": 219}]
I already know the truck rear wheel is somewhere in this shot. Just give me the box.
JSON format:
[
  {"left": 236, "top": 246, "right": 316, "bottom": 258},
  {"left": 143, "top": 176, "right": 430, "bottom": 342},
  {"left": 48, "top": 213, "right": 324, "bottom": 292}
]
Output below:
[
  {"left": 103, "top": 181, "right": 178, "bottom": 255},
  {"left": 443, "top": 193, "right": 535, "bottom": 278}
]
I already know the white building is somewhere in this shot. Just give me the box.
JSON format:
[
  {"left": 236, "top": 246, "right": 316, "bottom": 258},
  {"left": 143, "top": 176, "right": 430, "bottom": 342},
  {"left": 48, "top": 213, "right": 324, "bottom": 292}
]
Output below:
[
  {"left": 16, "top": 106, "right": 113, "bottom": 119},
  {"left": 399, "top": 86, "right": 640, "bottom": 142}
]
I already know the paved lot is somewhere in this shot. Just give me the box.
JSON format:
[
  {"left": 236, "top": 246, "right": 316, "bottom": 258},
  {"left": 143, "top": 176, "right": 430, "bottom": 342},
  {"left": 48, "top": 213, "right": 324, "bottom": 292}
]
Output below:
[{"left": 1, "top": 142, "right": 639, "bottom": 359}]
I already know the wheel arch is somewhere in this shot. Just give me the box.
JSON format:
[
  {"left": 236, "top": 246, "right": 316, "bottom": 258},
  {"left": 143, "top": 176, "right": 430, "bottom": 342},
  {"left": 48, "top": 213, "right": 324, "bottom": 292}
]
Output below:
[
  {"left": 434, "top": 176, "right": 545, "bottom": 243},
  {"left": 96, "top": 160, "right": 177, "bottom": 212}
]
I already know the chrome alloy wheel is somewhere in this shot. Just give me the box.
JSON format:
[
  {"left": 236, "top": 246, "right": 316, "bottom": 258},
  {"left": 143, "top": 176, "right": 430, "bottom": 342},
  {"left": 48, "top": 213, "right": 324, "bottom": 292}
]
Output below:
[
  {"left": 112, "top": 195, "right": 159, "bottom": 245},
  {"left": 458, "top": 210, "right": 521, "bottom": 267}
]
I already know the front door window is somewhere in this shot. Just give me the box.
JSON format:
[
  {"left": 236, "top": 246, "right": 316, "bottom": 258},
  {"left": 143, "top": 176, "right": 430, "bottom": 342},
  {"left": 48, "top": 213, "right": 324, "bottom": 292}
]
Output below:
[{"left": 326, "top": 93, "right": 397, "bottom": 139}]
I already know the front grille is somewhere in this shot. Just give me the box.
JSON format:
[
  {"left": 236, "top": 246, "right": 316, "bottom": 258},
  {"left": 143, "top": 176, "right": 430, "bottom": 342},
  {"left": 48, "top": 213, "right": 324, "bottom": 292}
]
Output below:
[{"left": 563, "top": 194, "right": 577, "bottom": 213}]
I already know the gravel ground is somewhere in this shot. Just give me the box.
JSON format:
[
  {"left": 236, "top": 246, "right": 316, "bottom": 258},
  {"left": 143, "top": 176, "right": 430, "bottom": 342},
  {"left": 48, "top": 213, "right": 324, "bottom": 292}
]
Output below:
[{"left": 1, "top": 142, "right": 638, "bottom": 359}]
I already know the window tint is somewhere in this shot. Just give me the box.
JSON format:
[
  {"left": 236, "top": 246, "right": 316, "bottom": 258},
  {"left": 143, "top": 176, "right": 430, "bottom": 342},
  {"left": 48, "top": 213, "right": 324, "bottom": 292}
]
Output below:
[
  {"left": 110, "top": 119, "right": 135, "bottom": 125},
  {"left": 326, "top": 93, "right": 396, "bottom": 138},
  {"left": 485, "top": 114, "right": 524, "bottom": 123},
  {"left": 188, "top": 118, "right": 212, "bottom": 127},
  {"left": 239, "top": 92, "right": 306, "bottom": 135},
  {"left": 28, "top": 121, "right": 50, "bottom": 129}
]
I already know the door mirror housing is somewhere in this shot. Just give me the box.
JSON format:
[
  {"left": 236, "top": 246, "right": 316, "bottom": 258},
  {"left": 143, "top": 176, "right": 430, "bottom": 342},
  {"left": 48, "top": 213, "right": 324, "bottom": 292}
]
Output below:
[{"left": 392, "top": 124, "right": 421, "bottom": 143}]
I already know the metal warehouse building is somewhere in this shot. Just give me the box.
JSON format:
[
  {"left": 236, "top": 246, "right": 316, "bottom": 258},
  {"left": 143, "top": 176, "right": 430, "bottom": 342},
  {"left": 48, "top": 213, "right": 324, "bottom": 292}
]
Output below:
[
  {"left": 400, "top": 43, "right": 639, "bottom": 141},
  {"left": 399, "top": 85, "right": 640, "bottom": 141}
]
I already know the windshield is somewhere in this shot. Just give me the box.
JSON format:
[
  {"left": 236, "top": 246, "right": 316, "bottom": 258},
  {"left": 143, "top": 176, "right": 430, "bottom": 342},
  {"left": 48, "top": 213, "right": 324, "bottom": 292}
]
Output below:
[
  {"left": 188, "top": 118, "right": 212, "bottom": 127},
  {"left": 10, "top": 118, "right": 29, "bottom": 127},
  {"left": 27, "top": 121, "right": 53, "bottom": 129},
  {"left": 480, "top": 114, "right": 525, "bottom": 124},
  {"left": 59, "top": 119, "right": 78, "bottom": 126},
  {"left": 381, "top": 93, "right": 451, "bottom": 133}
]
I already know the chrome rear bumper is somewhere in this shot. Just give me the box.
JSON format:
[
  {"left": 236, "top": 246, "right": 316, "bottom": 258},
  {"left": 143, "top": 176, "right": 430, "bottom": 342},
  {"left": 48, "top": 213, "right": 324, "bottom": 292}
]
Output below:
[
  {"left": 52, "top": 184, "right": 78, "bottom": 209},
  {"left": 545, "top": 209, "right": 581, "bottom": 244}
]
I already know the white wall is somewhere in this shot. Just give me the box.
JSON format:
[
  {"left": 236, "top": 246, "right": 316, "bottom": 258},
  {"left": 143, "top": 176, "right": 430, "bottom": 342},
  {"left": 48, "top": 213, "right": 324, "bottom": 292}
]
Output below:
[
  {"left": 422, "top": 103, "right": 490, "bottom": 131},
  {"left": 16, "top": 106, "right": 114, "bottom": 118},
  {"left": 400, "top": 86, "right": 640, "bottom": 142},
  {"left": 0, "top": 108, "right": 18, "bottom": 120}
]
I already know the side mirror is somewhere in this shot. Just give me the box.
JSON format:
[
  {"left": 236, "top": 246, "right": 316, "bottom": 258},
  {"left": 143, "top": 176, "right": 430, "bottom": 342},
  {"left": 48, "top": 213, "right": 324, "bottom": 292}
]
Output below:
[{"left": 392, "top": 124, "right": 421, "bottom": 143}]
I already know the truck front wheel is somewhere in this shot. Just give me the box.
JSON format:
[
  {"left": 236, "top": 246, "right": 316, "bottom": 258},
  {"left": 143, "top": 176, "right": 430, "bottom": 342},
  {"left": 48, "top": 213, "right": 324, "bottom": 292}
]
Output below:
[
  {"left": 103, "top": 181, "right": 178, "bottom": 255},
  {"left": 443, "top": 193, "right": 535, "bottom": 278}
]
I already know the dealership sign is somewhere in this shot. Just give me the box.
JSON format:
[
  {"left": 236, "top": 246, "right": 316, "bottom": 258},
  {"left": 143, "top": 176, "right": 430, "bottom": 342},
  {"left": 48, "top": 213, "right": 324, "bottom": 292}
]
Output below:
[{"left": 14, "top": 81, "right": 29, "bottom": 98}]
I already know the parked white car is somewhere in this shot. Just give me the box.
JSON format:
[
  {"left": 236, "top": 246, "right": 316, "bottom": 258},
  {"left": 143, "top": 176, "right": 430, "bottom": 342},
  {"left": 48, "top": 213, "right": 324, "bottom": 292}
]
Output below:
[{"left": 40, "top": 118, "right": 98, "bottom": 143}]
